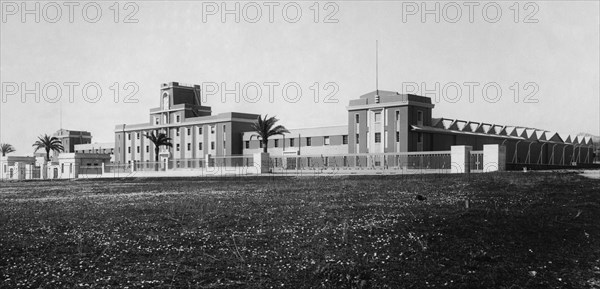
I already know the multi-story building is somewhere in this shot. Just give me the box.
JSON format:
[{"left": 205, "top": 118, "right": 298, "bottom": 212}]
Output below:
[
  {"left": 51, "top": 129, "right": 92, "bottom": 160},
  {"left": 53, "top": 129, "right": 92, "bottom": 152},
  {"left": 243, "top": 89, "right": 595, "bottom": 165},
  {"left": 115, "top": 82, "right": 595, "bottom": 167},
  {"left": 114, "top": 82, "right": 260, "bottom": 165}
]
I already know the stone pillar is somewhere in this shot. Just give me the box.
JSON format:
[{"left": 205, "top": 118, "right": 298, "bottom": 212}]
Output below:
[
  {"left": 25, "top": 164, "right": 32, "bottom": 180},
  {"left": 40, "top": 164, "right": 47, "bottom": 179},
  {"left": 451, "top": 145, "right": 472, "bottom": 174},
  {"left": 253, "top": 152, "right": 270, "bottom": 174},
  {"left": 101, "top": 163, "right": 105, "bottom": 175},
  {"left": 131, "top": 160, "right": 136, "bottom": 173},
  {"left": 13, "top": 162, "right": 22, "bottom": 180},
  {"left": 483, "top": 144, "right": 506, "bottom": 172}
]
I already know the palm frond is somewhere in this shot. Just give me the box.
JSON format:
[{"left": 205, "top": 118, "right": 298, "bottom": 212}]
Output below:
[{"left": 250, "top": 115, "right": 289, "bottom": 153}]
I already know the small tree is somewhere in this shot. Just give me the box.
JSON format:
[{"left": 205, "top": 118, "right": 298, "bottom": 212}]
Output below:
[
  {"left": 1, "top": 143, "right": 16, "bottom": 157},
  {"left": 144, "top": 131, "right": 173, "bottom": 170},
  {"left": 32, "top": 134, "right": 64, "bottom": 162},
  {"left": 250, "top": 115, "right": 290, "bottom": 153}
]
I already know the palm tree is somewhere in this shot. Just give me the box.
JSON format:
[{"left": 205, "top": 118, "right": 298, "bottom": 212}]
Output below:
[
  {"left": 32, "top": 134, "right": 64, "bottom": 162},
  {"left": 250, "top": 115, "right": 290, "bottom": 153},
  {"left": 144, "top": 131, "right": 173, "bottom": 162},
  {"left": 1, "top": 143, "right": 16, "bottom": 157}
]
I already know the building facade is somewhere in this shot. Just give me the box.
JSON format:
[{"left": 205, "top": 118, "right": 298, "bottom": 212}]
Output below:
[
  {"left": 75, "top": 142, "right": 115, "bottom": 162},
  {"left": 243, "top": 89, "right": 595, "bottom": 165},
  {"left": 115, "top": 83, "right": 595, "bottom": 167},
  {"left": 242, "top": 125, "right": 349, "bottom": 156},
  {"left": 114, "top": 82, "right": 260, "bottom": 165},
  {"left": 53, "top": 129, "right": 92, "bottom": 153},
  {"left": 51, "top": 129, "right": 92, "bottom": 160}
]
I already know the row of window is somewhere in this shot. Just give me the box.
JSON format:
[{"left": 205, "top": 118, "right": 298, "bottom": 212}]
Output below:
[
  {"left": 75, "top": 149, "right": 114, "bottom": 154},
  {"left": 353, "top": 110, "right": 423, "bottom": 124},
  {"left": 243, "top": 132, "right": 422, "bottom": 148},
  {"left": 126, "top": 125, "right": 219, "bottom": 141},
  {"left": 154, "top": 114, "right": 182, "bottom": 125},
  {"left": 127, "top": 142, "right": 217, "bottom": 154},
  {"left": 244, "top": 135, "right": 348, "bottom": 149}
]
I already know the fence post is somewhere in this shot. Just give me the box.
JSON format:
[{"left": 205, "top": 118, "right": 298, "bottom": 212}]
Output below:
[
  {"left": 205, "top": 154, "right": 211, "bottom": 169},
  {"left": 483, "top": 144, "right": 506, "bottom": 172},
  {"left": 40, "top": 163, "right": 47, "bottom": 179},
  {"left": 451, "top": 145, "right": 472, "bottom": 173},
  {"left": 25, "top": 164, "right": 32, "bottom": 180}
]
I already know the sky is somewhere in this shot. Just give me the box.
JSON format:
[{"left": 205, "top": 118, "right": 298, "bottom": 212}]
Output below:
[{"left": 1, "top": 0, "right": 599, "bottom": 155}]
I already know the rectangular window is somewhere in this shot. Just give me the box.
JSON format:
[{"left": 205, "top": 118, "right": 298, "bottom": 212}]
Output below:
[
  {"left": 128, "top": 147, "right": 131, "bottom": 153},
  {"left": 176, "top": 144, "right": 180, "bottom": 151},
  {"left": 187, "top": 128, "right": 191, "bottom": 136},
  {"left": 342, "top": 135, "right": 348, "bottom": 145},
  {"left": 136, "top": 146, "right": 140, "bottom": 153},
  {"left": 223, "top": 125, "right": 226, "bottom": 133},
  {"left": 211, "top": 142, "right": 215, "bottom": 150},
  {"left": 146, "top": 146, "right": 149, "bottom": 153},
  {"left": 136, "top": 133, "right": 140, "bottom": 139},
  {"left": 198, "top": 127, "right": 203, "bottom": 134},
  {"left": 290, "top": 138, "right": 294, "bottom": 147},
  {"left": 375, "top": 133, "right": 381, "bottom": 143},
  {"left": 155, "top": 117, "right": 159, "bottom": 125},
  {"left": 245, "top": 141, "right": 249, "bottom": 149},
  {"left": 211, "top": 126, "right": 215, "bottom": 134},
  {"left": 176, "top": 115, "right": 180, "bottom": 123},
  {"left": 306, "top": 137, "right": 312, "bottom": 146},
  {"left": 356, "top": 134, "right": 360, "bottom": 144},
  {"left": 324, "top": 136, "right": 330, "bottom": 145},
  {"left": 374, "top": 112, "right": 381, "bottom": 123},
  {"left": 418, "top": 132, "right": 423, "bottom": 143},
  {"left": 187, "top": 143, "right": 191, "bottom": 151},
  {"left": 259, "top": 142, "right": 263, "bottom": 148},
  {"left": 127, "top": 133, "right": 131, "bottom": 140},
  {"left": 417, "top": 111, "right": 423, "bottom": 125},
  {"left": 176, "top": 129, "right": 180, "bottom": 137},
  {"left": 199, "top": 142, "right": 203, "bottom": 150},
  {"left": 355, "top": 114, "right": 359, "bottom": 123},
  {"left": 274, "top": 139, "right": 279, "bottom": 147},
  {"left": 396, "top": 110, "right": 400, "bottom": 121},
  {"left": 396, "top": 132, "right": 400, "bottom": 142}
]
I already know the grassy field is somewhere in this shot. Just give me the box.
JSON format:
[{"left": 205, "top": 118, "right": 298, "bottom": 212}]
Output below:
[{"left": 1, "top": 172, "right": 599, "bottom": 288}]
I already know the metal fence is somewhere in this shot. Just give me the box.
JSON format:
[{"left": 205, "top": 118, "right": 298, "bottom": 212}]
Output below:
[
  {"left": 78, "top": 166, "right": 103, "bottom": 175},
  {"left": 168, "top": 159, "right": 205, "bottom": 170},
  {"left": 470, "top": 150, "right": 484, "bottom": 171},
  {"left": 271, "top": 151, "right": 452, "bottom": 171},
  {"left": 105, "top": 156, "right": 255, "bottom": 173},
  {"left": 207, "top": 155, "right": 254, "bottom": 168},
  {"left": 104, "top": 163, "right": 130, "bottom": 174}
]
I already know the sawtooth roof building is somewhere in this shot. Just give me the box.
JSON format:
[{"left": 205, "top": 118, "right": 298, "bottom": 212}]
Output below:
[{"left": 114, "top": 83, "right": 595, "bottom": 167}]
